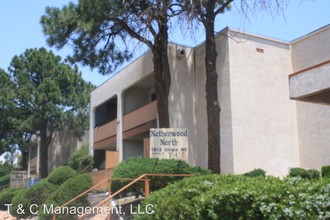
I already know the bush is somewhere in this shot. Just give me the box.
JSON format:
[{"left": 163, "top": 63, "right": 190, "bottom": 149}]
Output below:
[
  {"left": 321, "top": 166, "right": 330, "bottom": 178},
  {"left": 0, "top": 163, "right": 11, "bottom": 176},
  {"left": 47, "top": 166, "right": 78, "bottom": 185},
  {"left": 111, "top": 157, "right": 211, "bottom": 195},
  {"left": 10, "top": 180, "right": 58, "bottom": 218},
  {"left": 288, "top": 167, "right": 320, "bottom": 180},
  {"left": 10, "top": 189, "right": 31, "bottom": 218},
  {"left": 136, "top": 175, "right": 330, "bottom": 220},
  {"left": 0, "top": 174, "right": 10, "bottom": 187},
  {"left": 68, "top": 144, "right": 93, "bottom": 173},
  {"left": 243, "top": 169, "right": 266, "bottom": 178},
  {"left": 39, "top": 173, "right": 92, "bottom": 220},
  {"left": 0, "top": 187, "right": 24, "bottom": 211}
]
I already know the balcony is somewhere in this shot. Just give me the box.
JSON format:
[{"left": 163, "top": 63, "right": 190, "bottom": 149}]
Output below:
[
  {"left": 93, "top": 119, "right": 117, "bottom": 149},
  {"left": 93, "top": 101, "right": 157, "bottom": 149},
  {"left": 123, "top": 101, "right": 157, "bottom": 138},
  {"left": 289, "top": 60, "right": 330, "bottom": 105}
]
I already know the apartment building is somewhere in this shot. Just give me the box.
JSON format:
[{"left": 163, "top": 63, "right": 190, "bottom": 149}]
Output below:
[
  {"left": 28, "top": 129, "right": 88, "bottom": 178},
  {"left": 90, "top": 25, "right": 330, "bottom": 177}
]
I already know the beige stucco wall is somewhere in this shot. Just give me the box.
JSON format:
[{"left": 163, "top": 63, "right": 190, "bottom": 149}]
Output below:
[
  {"left": 48, "top": 129, "right": 88, "bottom": 173},
  {"left": 124, "top": 87, "right": 150, "bottom": 114},
  {"left": 295, "top": 102, "right": 330, "bottom": 169},
  {"left": 228, "top": 30, "right": 300, "bottom": 177},
  {"left": 167, "top": 44, "right": 203, "bottom": 167},
  {"left": 193, "top": 32, "right": 233, "bottom": 172},
  {"left": 291, "top": 26, "right": 330, "bottom": 170},
  {"left": 291, "top": 25, "right": 330, "bottom": 72}
]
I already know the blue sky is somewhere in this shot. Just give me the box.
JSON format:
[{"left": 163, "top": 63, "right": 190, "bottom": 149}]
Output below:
[{"left": 0, "top": 0, "right": 329, "bottom": 87}]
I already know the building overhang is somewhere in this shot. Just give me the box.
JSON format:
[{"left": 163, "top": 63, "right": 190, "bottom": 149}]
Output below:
[{"left": 289, "top": 60, "right": 330, "bottom": 105}]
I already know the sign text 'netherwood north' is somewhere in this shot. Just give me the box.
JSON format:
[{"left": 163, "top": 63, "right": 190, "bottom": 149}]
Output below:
[{"left": 150, "top": 128, "right": 188, "bottom": 162}]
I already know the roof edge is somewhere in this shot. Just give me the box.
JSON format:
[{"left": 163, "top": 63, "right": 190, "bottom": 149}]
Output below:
[
  {"left": 226, "top": 27, "right": 290, "bottom": 45},
  {"left": 291, "top": 24, "right": 330, "bottom": 44}
]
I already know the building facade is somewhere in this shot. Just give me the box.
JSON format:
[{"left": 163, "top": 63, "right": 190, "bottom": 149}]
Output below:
[
  {"left": 28, "top": 129, "right": 88, "bottom": 178},
  {"left": 90, "top": 25, "right": 330, "bottom": 177}
]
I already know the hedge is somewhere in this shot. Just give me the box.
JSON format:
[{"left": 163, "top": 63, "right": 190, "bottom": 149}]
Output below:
[
  {"left": 0, "top": 173, "right": 10, "bottom": 187},
  {"left": 10, "top": 180, "right": 58, "bottom": 218},
  {"left": 0, "top": 163, "right": 11, "bottom": 177},
  {"left": 39, "top": 173, "right": 92, "bottom": 220},
  {"left": 288, "top": 167, "right": 320, "bottom": 180},
  {"left": 47, "top": 166, "right": 78, "bottom": 185},
  {"left": 111, "top": 157, "right": 211, "bottom": 195},
  {"left": 243, "top": 169, "right": 266, "bottom": 178},
  {"left": 0, "top": 187, "right": 24, "bottom": 211},
  {"left": 321, "top": 166, "right": 330, "bottom": 178},
  {"left": 10, "top": 189, "right": 31, "bottom": 218},
  {"left": 68, "top": 144, "right": 93, "bottom": 173},
  {"left": 136, "top": 175, "right": 330, "bottom": 220}
]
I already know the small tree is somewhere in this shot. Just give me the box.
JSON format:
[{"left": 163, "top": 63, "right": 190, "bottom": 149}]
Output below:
[{"left": 0, "top": 48, "right": 94, "bottom": 178}]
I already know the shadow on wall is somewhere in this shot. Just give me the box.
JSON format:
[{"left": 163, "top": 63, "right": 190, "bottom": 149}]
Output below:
[{"left": 48, "top": 129, "right": 89, "bottom": 174}]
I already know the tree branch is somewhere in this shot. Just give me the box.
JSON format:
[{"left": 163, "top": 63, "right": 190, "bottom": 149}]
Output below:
[
  {"left": 214, "top": 0, "right": 234, "bottom": 15},
  {"left": 116, "top": 19, "right": 154, "bottom": 49}
]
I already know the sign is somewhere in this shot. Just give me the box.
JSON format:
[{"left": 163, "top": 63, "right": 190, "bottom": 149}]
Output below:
[
  {"left": 10, "top": 171, "right": 28, "bottom": 188},
  {"left": 150, "top": 128, "right": 188, "bottom": 162}
]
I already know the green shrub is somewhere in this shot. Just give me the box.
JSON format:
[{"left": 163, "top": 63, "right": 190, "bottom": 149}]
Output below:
[
  {"left": 39, "top": 173, "right": 92, "bottom": 220},
  {"left": 136, "top": 175, "right": 330, "bottom": 220},
  {"left": 47, "top": 166, "right": 77, "bottom": 185},
  {"left": 111, "top": 157, "right": 211, "bottom": 195},
  {"left": 28, "top": 180, "right": 58, "bottom": 213},
  {"left": 243, "top": 168, "right": 266, "bottom": 178},
  {"left": 321, "top": 166, "right": 330, "bottom": 178},
  {"left": 288, "top": 167, "right": 320, "bottom": 180},
  {"left": 0, "top": 187, "right": 24, "bottom": 211},
  {"left": 9, "top": 180, "right": 58, "bottom": 218},
  {"left": 0, "top": 163, "right": 11, "bottom": 176},
  {"left": 0, "top": 173, "right": 10, "bottom": 186},
  {"left": 68, "top": 144, "right": 93, "bottom": 173},
  {"left": 10, "top": 189, "right": 31, "bottom": 218}
]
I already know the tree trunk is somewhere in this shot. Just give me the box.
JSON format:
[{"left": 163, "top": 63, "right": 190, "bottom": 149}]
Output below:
[
  {"left": 39, "top": 126, "right": 50, "bottom": 178},
  {"left": 204, "top": 8, "right": 221, "bottom": 173},
  {"left": 153, "top": 17, "right": 171, "bottom": 128}
]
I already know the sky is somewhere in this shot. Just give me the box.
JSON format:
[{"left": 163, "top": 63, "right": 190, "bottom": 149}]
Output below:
[
  {"left": 0, "top": 0, "right": 329, "bottom": 87},
  {"left": 0, "top": 0, "right": 329, "bottom": 161}
]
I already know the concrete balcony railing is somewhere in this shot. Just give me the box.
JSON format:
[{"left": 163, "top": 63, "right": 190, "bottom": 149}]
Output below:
[
  {"left": 123, "top": 100, "right": 157, "bottom": 132},
  {"left": 289, "top": 60, "right": 330, "bottom": 105}
]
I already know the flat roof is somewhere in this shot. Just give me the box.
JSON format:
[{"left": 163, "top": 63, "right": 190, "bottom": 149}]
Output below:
[{"left": 291, "top": 24, "right": 330, "bottom": 43}]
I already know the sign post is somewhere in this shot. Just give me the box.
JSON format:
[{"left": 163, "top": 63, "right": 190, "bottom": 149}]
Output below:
[{"left": 149, "top": 128, "right": 188, "bottom": 162}]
